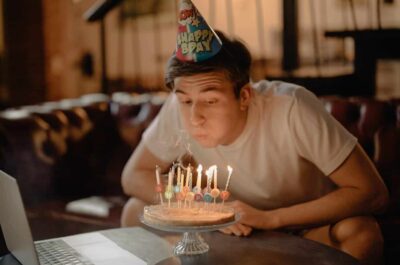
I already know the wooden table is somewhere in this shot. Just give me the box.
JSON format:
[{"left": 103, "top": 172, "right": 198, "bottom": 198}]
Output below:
[
  {"left": 153, "top": 229, "right": 359, "bottom": 265},
  {"left": 25, "top": 200, "right": 123, "bottom": 240},
  {"left": 1, "top": 226, "right": 359, "bottom": 265}
]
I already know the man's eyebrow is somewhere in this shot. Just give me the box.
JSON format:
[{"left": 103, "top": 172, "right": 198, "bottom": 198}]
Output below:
[
  {"left": 174, "top": 89, "right": 186, "bottom": 94},
  {"left": 174, "top": 87, "right": 221, "bottom": 94}
]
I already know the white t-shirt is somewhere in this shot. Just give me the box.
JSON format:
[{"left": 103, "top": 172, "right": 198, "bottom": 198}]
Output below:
[{"left": 142, "top": 80, "right": 357, "bottom": 210}]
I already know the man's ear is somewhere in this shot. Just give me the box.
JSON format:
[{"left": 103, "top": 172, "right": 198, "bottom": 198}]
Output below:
[{"left": 239, "top": 84, "right": 252, "bottom": 111}]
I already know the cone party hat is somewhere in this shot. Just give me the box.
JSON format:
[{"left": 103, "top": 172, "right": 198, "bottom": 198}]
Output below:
[{"left": 176, "top": 0, "right": 222, "bottom": 62}]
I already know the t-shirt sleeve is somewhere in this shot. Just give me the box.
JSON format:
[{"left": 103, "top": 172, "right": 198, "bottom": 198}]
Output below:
[
  {"left": 288, "top": 88, "right": 357, "bottom": 175},
  {"left": 141, "top": 94, "right": 187, "bottom": 162}
]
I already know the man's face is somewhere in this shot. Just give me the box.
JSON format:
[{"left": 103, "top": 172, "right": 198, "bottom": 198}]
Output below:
[{"left": 174, "top": 71, "right": 248, "bottom": 148}]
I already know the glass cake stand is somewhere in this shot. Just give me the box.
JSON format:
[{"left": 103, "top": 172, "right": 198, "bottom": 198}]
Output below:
[{"left": 140, "top": 214, "right": 240, "bottom": 256}]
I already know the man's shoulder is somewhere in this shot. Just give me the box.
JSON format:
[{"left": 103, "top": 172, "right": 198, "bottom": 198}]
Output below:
[
  {"left": 251, "top": 80, "right": 321, "bottom": 120},
  {"left": 252, "top": 80, "right": 306, "bottom": 99}
]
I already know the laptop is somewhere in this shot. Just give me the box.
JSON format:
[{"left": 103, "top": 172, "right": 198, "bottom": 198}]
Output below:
[{"left": 0, "top": 170, "right": 148, "bottom": 265}]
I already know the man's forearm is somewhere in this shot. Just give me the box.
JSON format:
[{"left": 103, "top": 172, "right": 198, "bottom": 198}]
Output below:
[
  {"left": 267, "top": 143, "right": 387, "bottom": 230},
  {"left": 122, "top": 170, "right": 158, "bottom": 204},
  {"left": 268, "top": 187, "right": 385, "bottom": 230}
]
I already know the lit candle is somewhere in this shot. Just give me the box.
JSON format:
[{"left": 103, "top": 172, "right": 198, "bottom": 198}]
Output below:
[
  {"left": 177, "top": 167, "right": 181, "bottom": 185},
  {"left": 155, "top": 165, "right": 161, "bottom": 185},
  {"left": 155, "top": 165, "right": 164, "bottom": 204},
  {"left": 174, "top": 166, "right": 181, "bottom": 193},
  {"left": 213, "top": 166, "right": 217, "bottom": 188},
  {"left": 185, "top": 164, "right": 191, "bottom": 187},
  {"left": 168, "top": 169, "right": 173, "bottom": 187},
  {"left": 208, "top": 165, "right": 219, "bottom": 204},
  {"left": 205, "top": 168, "right": 213, "bottom": 192},
  {"left": 164, "top": 169, "right": 174, "bottom": 207},
  {"left": 196, "top": 164, "right": 203, "bottom": 190},
  {"left": 180, "top": 170, "right": 185, "bottom": 190},
  {"left": 220, "top": 165, "right": 232, "bottom": 204},
  {"left": 175, "top": 166, "right": 183, "bottom": 208},
  {"left": 225, "top": 165, "right": 233, "bottom": 191},
  {"left": 189, "top": 171, "right": 193, "bottom": 189}
]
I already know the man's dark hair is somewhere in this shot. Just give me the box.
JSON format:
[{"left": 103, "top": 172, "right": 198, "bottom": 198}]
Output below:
[{"left": 164, "top": 30, "right": 252, "bottom": 98}]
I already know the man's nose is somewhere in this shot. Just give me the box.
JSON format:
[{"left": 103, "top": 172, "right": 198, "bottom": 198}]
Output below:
[{"left": 190, "top": 103, "right": 205, "bottom": 126}]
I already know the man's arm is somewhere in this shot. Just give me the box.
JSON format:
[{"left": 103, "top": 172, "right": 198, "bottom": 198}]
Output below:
[
  {"left": 232, "top": 143, "right": 389, "bottom": 230},
  {"left": 121, "top": 141, "right": 171, "bottom": 204}
]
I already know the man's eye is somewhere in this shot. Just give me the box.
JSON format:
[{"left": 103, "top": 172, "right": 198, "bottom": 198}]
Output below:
[
  {"left": 206, "top": 99, "right": 217, "bottom": 105},
  {"left": 180, "top": 100, "right": 192, "bottom": 105}
]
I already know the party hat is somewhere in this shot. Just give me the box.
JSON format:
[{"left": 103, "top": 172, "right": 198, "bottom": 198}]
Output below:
[{"left": 176, "top": 0, "right": 222, "bottom": 62}]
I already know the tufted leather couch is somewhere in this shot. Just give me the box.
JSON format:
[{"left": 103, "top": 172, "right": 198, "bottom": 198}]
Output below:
[
  {"left": 0, "top": 92, "right": 168, "bottom": 244},
  {"left": 320, "top": 96, "right": 400, "bottom": 258},
  {"left": 1, "top": 91, "right": 400, "bottom": 262}
]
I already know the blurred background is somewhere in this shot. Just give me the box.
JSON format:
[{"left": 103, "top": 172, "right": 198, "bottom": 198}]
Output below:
[{"left": 0, "top": 0, "right": 399, "bottom": 108}]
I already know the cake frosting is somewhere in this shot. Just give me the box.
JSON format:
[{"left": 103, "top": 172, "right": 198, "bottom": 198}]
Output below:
[{"left": 143, "top": 203, "right": 235, "bottom": 226}]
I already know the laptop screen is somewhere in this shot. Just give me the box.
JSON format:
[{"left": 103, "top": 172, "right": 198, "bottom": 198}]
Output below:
[{"left": 0, "top": 170, "right": 40, "bottom": 265}]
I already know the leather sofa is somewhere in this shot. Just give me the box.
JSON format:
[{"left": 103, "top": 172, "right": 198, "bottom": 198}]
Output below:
[
  {"left": 0, "top": 91, "right": 399, "bottom": 262},
  {"left": 320, "top": 96, "right": 400, "bottom": 257}
]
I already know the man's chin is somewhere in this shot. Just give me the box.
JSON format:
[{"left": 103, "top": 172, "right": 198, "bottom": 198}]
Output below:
[{"left": 193, "top": 137, "right": 218, "bottom": 148}]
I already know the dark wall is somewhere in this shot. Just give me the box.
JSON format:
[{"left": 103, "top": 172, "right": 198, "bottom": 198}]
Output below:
[{"left": 2, "top": 0, "right": 46, "bottom": 106}]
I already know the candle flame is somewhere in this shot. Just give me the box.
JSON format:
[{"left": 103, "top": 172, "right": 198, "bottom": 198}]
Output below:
[
  {"left": 205, "top": 167, "right": 213, "bottom": 178},
  {"left": 227, "top": 165, "right": 232, "bottom": 176},
  {"left": 225, "top": 165, "right": 233, "bottom": 191},
  {"left": 205, "top": 169, "right": 213, "bottom": 190},
  {"left": 208, "top": 165, "right": 217, "bottom": 173},
  {"left": 196, "top": 164, "right": 202, "bottom": 189}
]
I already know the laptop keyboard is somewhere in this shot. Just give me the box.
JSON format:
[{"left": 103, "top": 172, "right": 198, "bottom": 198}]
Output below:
[{"left": 35, "top": 240, "right": 94, "bottom": 265}]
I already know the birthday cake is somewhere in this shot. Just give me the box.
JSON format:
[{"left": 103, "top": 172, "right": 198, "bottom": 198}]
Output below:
[
  {"left": 143, "top": 203, "right": 235, "bottom": 226},
  {"left": 144, "top": 163, "right": 235, "bottom": 227}
]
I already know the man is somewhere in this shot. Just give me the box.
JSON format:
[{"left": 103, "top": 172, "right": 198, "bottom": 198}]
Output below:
[{"left": 121, "top": 7, "right": 388, "bottom": 265}]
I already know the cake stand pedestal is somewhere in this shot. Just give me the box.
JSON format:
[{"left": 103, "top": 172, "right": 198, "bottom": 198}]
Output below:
[
  {"left": 174, "top": 231, "right": 208, "bottom": 255},
  {"left": 140, "top": 214, "right": 239, "bottom": 256}
]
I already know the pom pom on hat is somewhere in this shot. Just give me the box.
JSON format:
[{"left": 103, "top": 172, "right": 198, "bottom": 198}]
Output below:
[{"left": 176, "top": 0, "right": 222, "bottom": 62}]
